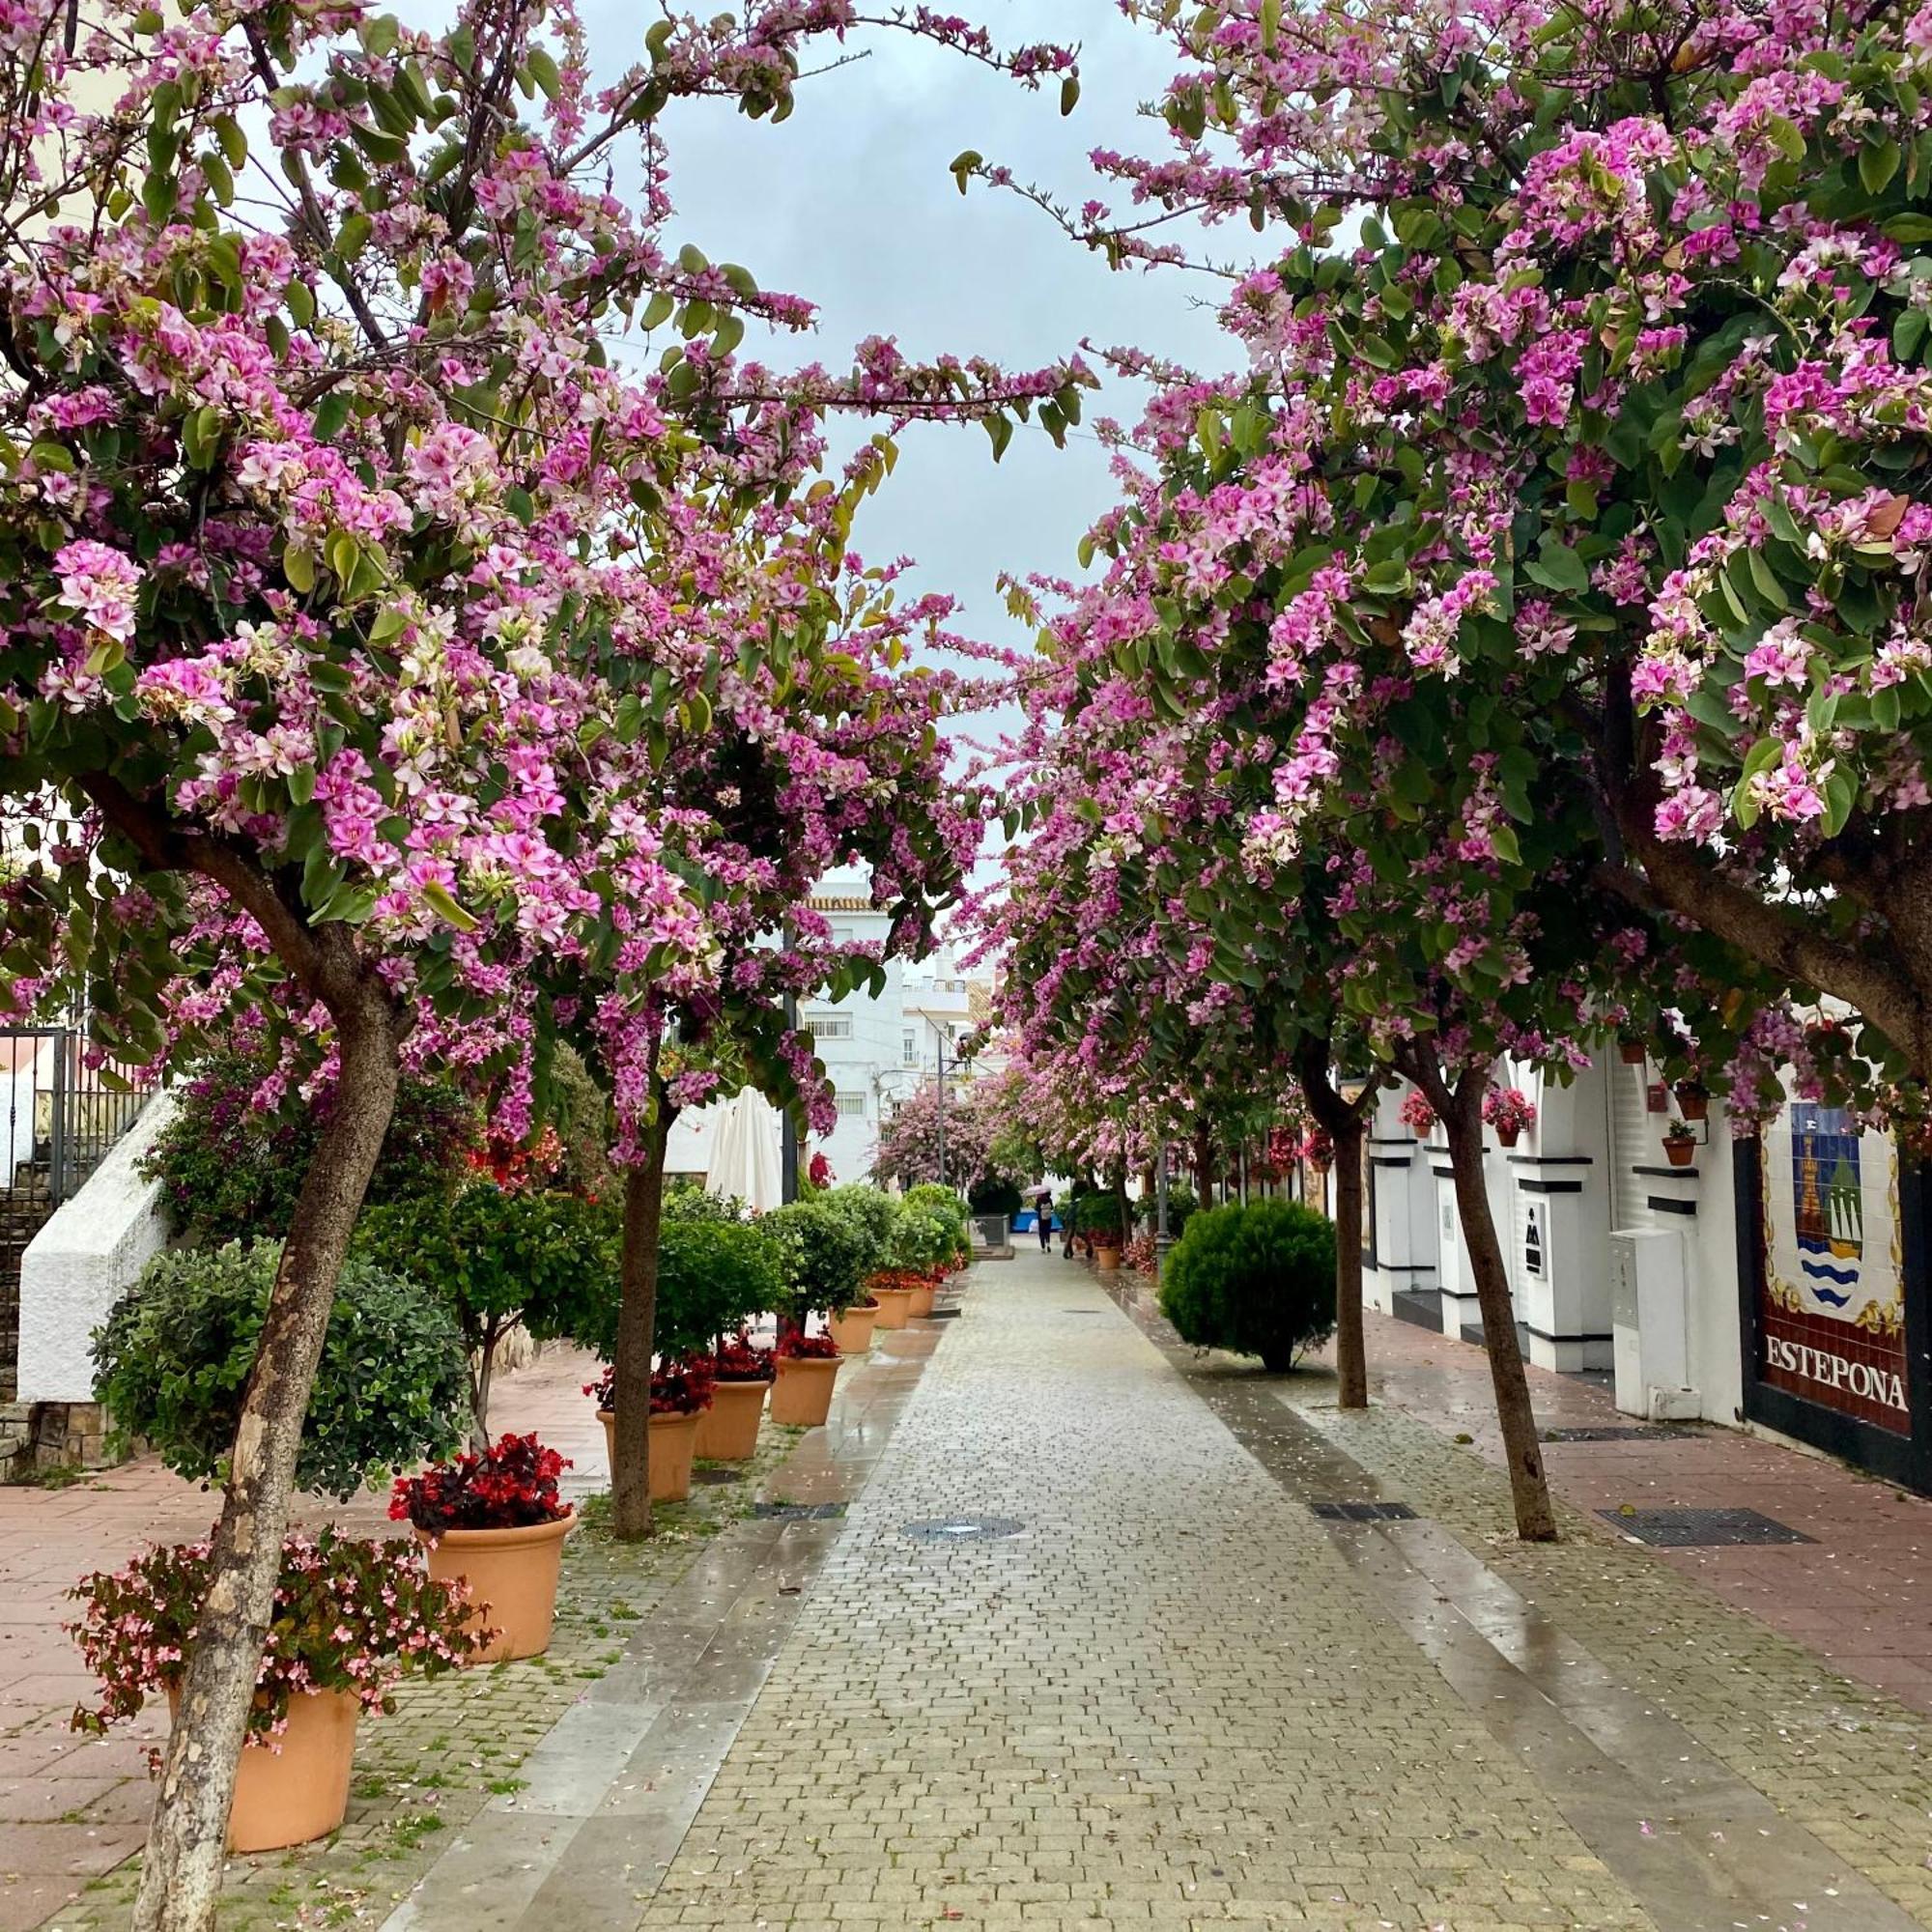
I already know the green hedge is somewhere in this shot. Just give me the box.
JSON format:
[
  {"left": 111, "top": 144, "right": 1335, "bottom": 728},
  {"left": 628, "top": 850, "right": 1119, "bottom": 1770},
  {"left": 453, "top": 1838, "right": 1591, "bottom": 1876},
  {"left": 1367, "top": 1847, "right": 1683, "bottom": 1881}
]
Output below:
[{"left": 1157, "top": 1201, "right": 1336, "bottom": 1372}]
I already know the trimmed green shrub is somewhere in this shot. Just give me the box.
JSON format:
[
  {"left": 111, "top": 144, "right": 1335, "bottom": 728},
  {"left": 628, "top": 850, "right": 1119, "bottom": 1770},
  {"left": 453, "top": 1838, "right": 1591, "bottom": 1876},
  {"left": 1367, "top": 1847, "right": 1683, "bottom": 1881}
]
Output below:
[
  {"left": 141, "top": 1046, "right": 480, "bottom": 1244},
  {"left": 818, "top": 1184, "right": 900, "bottom": 1276},
  {"left": 888, "top": 1204, "right": 958, "bottom": 1272},
  {"left": 662, "top": 1182, "right": 752, "bottom": 1225},
  {"left": 968, "top": 1176, "right": 1023, "bottom": 1218},
  {"left": 93, "top": 1242, "right": 470, "bottom": 1498},
  {"left": 567, "top": 1216, "right": 781, "bottom": 1361},
  {"left": 355, "top": 1184, "right": 620, "bottom": 1433},
  {"left": 1157, "top": 1200, "right": 1336, "bottom": 1373},
  {"left": 763, "top": 1198, "right": 872, "bottom": 1318},
  {"left": 901, "top": 1182, "right": 970, "bottom": 1263}
]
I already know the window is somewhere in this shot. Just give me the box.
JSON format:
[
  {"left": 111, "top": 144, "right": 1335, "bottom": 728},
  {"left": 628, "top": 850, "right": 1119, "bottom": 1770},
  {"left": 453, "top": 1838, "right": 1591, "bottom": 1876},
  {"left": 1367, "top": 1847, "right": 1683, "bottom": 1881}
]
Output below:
[
  {"left": 835, "top": 1093, "right": 867, "bottom": 1119},
  {"left": 902, "top": 1030, "right": 918, "bottom": 1066},
  {"left": 808, "top": 1014, "right": 852, "bottom": 1039}
]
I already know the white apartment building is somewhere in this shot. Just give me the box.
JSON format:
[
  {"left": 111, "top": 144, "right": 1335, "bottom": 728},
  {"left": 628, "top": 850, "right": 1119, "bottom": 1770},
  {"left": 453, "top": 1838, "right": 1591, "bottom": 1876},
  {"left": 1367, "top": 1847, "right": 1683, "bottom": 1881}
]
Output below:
[{"left": 663, "top": 871, "right": 994, "bottom": 1189}]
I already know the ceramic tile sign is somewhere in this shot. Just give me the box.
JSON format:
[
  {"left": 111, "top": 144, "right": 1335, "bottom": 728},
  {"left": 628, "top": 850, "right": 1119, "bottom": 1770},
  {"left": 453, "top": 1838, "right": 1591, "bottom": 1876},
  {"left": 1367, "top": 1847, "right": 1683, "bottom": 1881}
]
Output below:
[{"left": 1759, "top": 1102, "right": 1908, "bottom": 1434}]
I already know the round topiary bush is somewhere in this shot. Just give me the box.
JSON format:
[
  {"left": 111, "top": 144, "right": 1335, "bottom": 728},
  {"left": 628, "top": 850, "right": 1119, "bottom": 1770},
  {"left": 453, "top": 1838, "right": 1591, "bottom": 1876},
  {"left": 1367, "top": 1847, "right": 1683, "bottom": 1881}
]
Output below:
[
  {"left": 1157, "top": 1200, "right": 1337, "bottom": 1373},
  {"left": 763, "top": 1198, "right": 872, "bottom": 1319},
  {"left": 93, "top": 1242, "right": 471, "bottom": 1498},
  {"left": 818, "top": 1184, "right": 901, "bottom": 1278},
  {"left": 567, "top": 1216, "right": 781, "bottom": 1361}
]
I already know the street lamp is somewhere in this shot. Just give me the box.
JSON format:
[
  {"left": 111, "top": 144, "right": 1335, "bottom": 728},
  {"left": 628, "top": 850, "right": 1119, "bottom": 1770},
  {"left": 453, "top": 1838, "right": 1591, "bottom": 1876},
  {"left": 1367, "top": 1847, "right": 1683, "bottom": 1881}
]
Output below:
[{"left": 925, "top": 1015, "right": 964, "bottom": 1190}]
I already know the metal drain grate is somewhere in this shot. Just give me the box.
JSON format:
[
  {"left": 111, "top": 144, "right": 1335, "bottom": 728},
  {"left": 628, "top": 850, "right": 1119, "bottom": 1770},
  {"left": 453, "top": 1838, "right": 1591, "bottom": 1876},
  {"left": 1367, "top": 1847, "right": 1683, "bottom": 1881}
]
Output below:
[
  {"left": 1543, "top": 1426, "right": 1689, "bottom": 1443},
  {"left": 901, "top": 1516, "right": 1026, "bottom": 1542},
  {"left": 926, "top": 1306, "right": 963, "bottom": 1321},
  {"left": 1598, "top": 1506, "right": 1812, "bottom": 1547},
  {"left": 1311, "top": 1500, "right": 1418, "bottom": 1522},
  {"left": 692, "top": 1465, "right": 744, "bottom": 1485},
  {"left": 1061, "top": 1309, "right": 1104, "bottom": 1316},
  {"left": 753, "top": 1501, "right": 848, "bottom": 1520}
]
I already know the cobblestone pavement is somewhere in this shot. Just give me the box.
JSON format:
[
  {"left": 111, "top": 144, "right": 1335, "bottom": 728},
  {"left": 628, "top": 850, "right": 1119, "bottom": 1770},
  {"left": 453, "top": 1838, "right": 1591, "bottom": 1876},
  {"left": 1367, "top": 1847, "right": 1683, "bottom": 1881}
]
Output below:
[
  {"left": 638, "top": 1255, "right": 1670, "bottom": 1932},
  {"left": 1321, "top": 1311, "right": 1932, "bottom": 1717}
]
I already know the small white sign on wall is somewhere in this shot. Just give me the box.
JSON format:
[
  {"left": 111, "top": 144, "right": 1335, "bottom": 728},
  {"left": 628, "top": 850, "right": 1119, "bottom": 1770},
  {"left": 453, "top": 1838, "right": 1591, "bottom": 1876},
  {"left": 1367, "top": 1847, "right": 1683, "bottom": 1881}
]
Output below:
[{"left": 1523, "top": 1203, "right": 1545, "bottom": 1278}]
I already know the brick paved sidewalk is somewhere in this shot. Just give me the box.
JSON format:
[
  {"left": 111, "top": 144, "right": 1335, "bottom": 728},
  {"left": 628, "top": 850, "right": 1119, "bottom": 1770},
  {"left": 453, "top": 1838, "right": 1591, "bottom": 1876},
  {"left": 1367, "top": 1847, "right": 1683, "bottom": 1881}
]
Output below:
[
  {"left": 0, "top": 1344, "right": 609, "bottom": 1932},
  {"left": 1320, "top": 1310, "right": 1932, "bottom": 1717}
]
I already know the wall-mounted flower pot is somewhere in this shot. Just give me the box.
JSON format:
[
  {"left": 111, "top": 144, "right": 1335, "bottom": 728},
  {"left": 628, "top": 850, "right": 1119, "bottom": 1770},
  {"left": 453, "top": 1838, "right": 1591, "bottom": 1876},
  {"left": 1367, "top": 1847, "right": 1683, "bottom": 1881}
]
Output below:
[
  {"left": 827, "top": 1299, "right": 879, "bottom": 1354},
  {"left": 419, "top": 1510, "right": 575, "bottom": 1664},
  {"left": 695, "top": 1378, "right": 768, "bottom": 1461},
  {"left": 171, "top": 1686, "right": 359, "bottom": 1854},
  {"left": 1495, "top": 1125, "right": 1521, "bottom": 1149},
  {"left": 1674, "top": 1084, "right": 1709, "bottom": 1122},
  {"left": 1411, "top": 1122, "right": 1431, "bottom": 1140},
  {"left": 871, "top": 1285, "right": 914, "bottom": 1330},
  {"left": 770, "top": 1354, "right": 840, "bottom": 1427},
  {"left": 1662, "top": 1139, "right": 1695, "bottom": 1169},
  {"left": 1619, "top": 1039, "right": 1648, "bottom": 1065}
]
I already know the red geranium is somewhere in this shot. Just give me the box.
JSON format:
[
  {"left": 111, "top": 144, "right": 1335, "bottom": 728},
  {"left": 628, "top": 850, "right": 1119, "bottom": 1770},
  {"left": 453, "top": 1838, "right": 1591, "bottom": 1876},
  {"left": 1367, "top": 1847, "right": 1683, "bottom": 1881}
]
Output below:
[
  {"left": 390, "top": 1433, "right": 570, "bottom": 1534},
  {"left": 777, "top": 1331, "right": 840, "bottom": 1361},
  {"left": 709, "top": 1330, "right": 776, "bottom": 1382},
  {"left": 650, "top": 1356, "right": 716, "bottom": 1415},
  {"left": 807, "top": 1151, "right": 833, "bottom": 1188}
]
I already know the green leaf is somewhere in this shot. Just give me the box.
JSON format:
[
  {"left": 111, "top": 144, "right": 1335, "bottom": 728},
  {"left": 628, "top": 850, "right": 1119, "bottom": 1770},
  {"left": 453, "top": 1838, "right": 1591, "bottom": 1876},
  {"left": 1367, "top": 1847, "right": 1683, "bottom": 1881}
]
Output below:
[
  {"left": 1861, "top": 137, "right": 1901, "bottom": 195},
  {"left": 950, "top": 149, "right": 982, "bottom": 194},
  {"left": 1524, "top": 541, "right": 1590, "bottom": 594},
  {"left": 421, "top": 881, "right": 480, "bottom": 933},
  {"left": 283, "top": 545, "right": 316, "bottom": 594}
]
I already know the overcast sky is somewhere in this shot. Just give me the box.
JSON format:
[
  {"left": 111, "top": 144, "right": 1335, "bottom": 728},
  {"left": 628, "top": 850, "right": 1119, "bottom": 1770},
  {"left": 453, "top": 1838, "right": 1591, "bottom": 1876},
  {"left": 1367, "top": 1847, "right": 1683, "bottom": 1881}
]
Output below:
[{"left": 578, "top": 0, "right": 1232, "bottom": 687}]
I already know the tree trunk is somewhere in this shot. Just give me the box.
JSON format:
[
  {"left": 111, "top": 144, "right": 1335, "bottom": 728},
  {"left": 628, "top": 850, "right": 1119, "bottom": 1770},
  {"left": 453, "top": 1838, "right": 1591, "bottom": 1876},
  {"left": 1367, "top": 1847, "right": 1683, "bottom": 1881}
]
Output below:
[
  {"left": 1193, "top": 1122, "right": 1213, "bottom": 1204},
  {"left": 471, "top": 1317, "right": 504, "bottom": 1450},
  {"left": 131, "top": 1001, "right": 399, "bottom": 1932},
  {"left": 1432, "top": 1064, "right": 1557, "bottom": 1543},
  {"left": 1296, "top": 1038, "right": 1372, "bottom": 1411},
  {"left": 1330, "top": 1111, "right": 1367, "bottom": 1409},
  {"left": 611, "top": 1112, "right": 671, "bottom": 1542}
]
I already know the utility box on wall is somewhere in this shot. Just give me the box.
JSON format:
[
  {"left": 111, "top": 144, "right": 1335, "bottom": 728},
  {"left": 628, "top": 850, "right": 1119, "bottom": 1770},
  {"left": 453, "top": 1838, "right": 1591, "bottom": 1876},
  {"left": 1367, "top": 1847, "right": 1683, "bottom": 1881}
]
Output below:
[{"left": 1610, "top": 1228, "right": 1701, "bottom": 1421}]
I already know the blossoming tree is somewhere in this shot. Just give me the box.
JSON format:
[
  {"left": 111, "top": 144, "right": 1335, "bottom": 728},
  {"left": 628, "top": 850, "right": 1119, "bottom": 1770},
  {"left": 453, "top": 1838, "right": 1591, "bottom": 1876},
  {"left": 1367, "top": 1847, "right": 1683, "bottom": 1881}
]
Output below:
[
  {"left": 0, "top": 1, "right": 1091, "bottom": 1921},
  {"left": 985, "top": 0, "right": 1932, "bottom": 1089}
]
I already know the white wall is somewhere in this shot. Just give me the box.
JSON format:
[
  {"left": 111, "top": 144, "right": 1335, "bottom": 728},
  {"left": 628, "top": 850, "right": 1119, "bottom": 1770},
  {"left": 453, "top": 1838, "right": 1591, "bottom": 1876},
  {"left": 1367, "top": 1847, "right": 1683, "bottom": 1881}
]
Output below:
[{"left": 16, "top": 1092, "right": 177, "bottom": 1404}]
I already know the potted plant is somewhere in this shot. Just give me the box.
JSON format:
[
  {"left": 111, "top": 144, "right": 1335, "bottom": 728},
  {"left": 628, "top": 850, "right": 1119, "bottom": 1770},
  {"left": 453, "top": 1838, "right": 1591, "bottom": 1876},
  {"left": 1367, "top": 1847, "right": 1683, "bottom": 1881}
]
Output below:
[
  {"left": 765, "top": 1197, "right": 870, "bottom": 1394},
  {"left": 1482, "top": 1087, "right": 1537, "bottom": 1150},
  {"left": 695, "top": 1330, "right": 772, "bottom": 1460},
  {"left": 769, "top": 1330, "right": 843, "bottom": 1426},
  {"left": 70, "top": 1528, "right": 485, "bottom": 1852},
  {"left": 815, "top": 1185, "right": 896, "bottom": 1345},
  {"left": 887, "top": 1202, "right": 960, "bottom": 1313},
  {"left": 1618, "top": 1037, "right": 1648, "bottom": 1065},
  {"left": 904, "top": 1182, "right": 973, "bottom": 1282},
  {"left": 1399, "top": 1088, "right": 1437, "bottom": 1140},
  {"left": 1074, "top": 1191, "right": 1128, "bottom": 1269},
  {"left": 390, "top": 1433, "right": 576, "bottom": 1663},
  {"left": 355, "top": 1182, "right": 620, "bottom": 1440},
  {"left": 584, "top": 1358, "right": 715, "bottom": 1501},
  {"left": 1673, "top": 1080, "right": 1710, "bottom": 1122},
  {"left": 92, "top": 1241, "right": 471, "bottom": 1499},
  {"left": 1662, "top": 1120, "right": 1697, "bottom": 1168}
]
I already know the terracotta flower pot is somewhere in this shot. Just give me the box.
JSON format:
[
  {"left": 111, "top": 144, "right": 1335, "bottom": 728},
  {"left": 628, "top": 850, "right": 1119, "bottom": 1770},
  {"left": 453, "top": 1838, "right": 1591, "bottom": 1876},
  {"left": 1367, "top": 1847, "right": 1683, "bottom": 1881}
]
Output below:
[
  {"left": 1663, "top": 1138, "right": 1696, "bottom": 1168},
  {"left": 418, "top": 1509, "right": 575, "bottom": 1665},
  {"left": 1495, "top": 1125, "right": 1520, "bottom": 1149},
  {"left": 1411, "top": 1121, "right": 1431, "bottom": 1140},
  {"left": 827, "top": 1299, "right": 879, "bottom": 1355},
  {"left": 1674, "top": 1084, "right": 1709, "bottom": 1122},
  {"left": 695, "top": 1378, "right": 768, "bottom": 1460},
  {"left": 167, "top": 1685, "right": 358, "bottom": 1854},
  {"left": 872, "top": 1285, "right": 914, "bottom": 1330},
  {"left": 1095, "top": 1244, "right": 1122, "bottom": 1272},
  {"left": 599, "top": 1409, "right": 703, "bottom": 1501},
  {"left": 1619, "top": 1039, "right": 1648, "bottom": 1065},
  {"left": 906, "top": 1279, "right": 936, "bottom": 1319},
  {"left": 770, "top": 1354, "right": 840, "bottom": 1427}
]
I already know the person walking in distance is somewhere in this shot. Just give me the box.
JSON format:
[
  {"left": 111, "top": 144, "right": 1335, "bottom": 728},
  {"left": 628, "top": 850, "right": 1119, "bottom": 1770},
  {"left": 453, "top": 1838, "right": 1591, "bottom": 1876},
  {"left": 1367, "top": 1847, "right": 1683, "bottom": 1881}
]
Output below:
[{"left": 1036, "top": 1190, "right": 1054, "bottom": 1252}]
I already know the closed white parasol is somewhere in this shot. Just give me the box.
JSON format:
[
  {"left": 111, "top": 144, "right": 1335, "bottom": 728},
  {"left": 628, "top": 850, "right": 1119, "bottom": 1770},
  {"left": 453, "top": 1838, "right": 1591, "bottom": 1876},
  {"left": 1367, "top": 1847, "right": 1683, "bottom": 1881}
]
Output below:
[{"left": 704, "top": 1086, "right": 784, "bottom": 1211}]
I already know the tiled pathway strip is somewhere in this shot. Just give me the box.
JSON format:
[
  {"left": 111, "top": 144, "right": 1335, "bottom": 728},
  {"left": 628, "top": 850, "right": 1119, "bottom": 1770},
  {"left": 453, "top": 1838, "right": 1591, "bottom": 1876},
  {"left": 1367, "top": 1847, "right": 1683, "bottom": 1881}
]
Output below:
[{"left": 1330, "top": 1313, "right": 1932, "bottom": 1719}]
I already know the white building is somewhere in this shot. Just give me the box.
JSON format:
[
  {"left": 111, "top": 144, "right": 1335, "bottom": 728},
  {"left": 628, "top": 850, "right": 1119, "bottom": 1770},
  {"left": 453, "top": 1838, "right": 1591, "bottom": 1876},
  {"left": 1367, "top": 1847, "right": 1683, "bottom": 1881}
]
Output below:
[{"left": 662, "top": 872, "right": 996, "bottom": 1190}]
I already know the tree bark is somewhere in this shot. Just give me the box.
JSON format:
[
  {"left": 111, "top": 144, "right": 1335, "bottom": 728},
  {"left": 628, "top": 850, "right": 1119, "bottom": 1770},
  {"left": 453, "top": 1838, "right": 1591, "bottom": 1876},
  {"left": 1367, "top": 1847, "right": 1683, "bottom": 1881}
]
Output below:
[
  {"left": 1408, "top": 1053, "right": 1557, "bottom": 1543},
  {"left": 611, "top": 1110, "right": 672, "bottom": 1543},
  {"left": 131, "top": 997, "right": 400, "bottom": 1932},
  {"left": 1329, "top": 1111, "right": 1367, "bottom": 1409},
  {"left": 1193, "top": 1121, "right": 1213, "bottom": 1204},
  {"left": 1296, "top": 1038, "right": 1374, "bottom": 1411}
]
